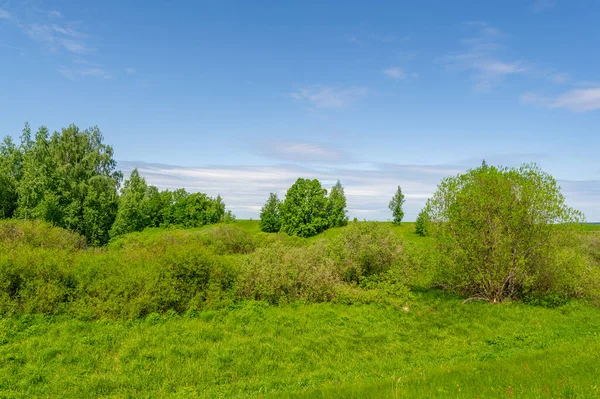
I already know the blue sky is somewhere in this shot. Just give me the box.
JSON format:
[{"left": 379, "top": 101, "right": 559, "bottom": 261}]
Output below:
[{"left": 1, "top": 0, "right": 599, "bottom": 220}]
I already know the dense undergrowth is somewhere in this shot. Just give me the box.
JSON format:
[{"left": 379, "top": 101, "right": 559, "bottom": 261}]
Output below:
[
  {"left": 1, "top": 219, "right": 599, "bottom": 320},
  {"left": 0, "top": 220, "right": 434, "bottom": 319}
]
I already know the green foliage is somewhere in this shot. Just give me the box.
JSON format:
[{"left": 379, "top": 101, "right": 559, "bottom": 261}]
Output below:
[
  {"left": 236, "top": 242, "right": 340, "bottom": 304},
  {"left": 389, "top": 185, "right": 405, "bottom": 224},
  {"left": 327, "top": 180, "right": 348, "bottom": 228},
  {"left": 414, "top": 208, "right": 429, "bottom": 236},
  {"left": 0, "top": 219, "right": 85, "bottom": 250},
  {"left": 280, "top": 178, "right": 329, "bottom": 237},
  {"left": 199, "top": 225, "right": 257, "bottom": 255},
  {"left": 1, "top": 123, "right": 234, "bottom": 245},
  {"left": 0, "top": 136, "right": 22, "bottom": 219},
  {"left": 327, "top": 221, "right": 403, "bottom": 284},
  {"left": 110, "top": 170, "right": 228, "bottom": 239},
  {"left": 11, "top": 124, "right": 122, "bottom": 245},
  {"left": 110, "top": 169, "right": 150, "bottom": 237},
  {"left": 259, "top": 192, "right": 282, "bottom": 232},
  {"left": 427, "top": 163, "right": 587, "bottom": 302}
]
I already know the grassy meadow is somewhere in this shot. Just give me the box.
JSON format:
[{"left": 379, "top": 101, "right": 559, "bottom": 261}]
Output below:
[{"left": 1, "top": 220, "right": 599, "bottom": 398}]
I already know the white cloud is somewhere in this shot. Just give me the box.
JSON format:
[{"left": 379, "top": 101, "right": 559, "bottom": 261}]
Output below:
[
  {"left": 383, "top": 67, "right": 407, "bottom": 80},
  {"left": 521, "top": 88, "right": 600, "bottom": 112},
  {"left": 444, "top": 22, "right": 527, "bottom": 92},
  {"left": 532, "top": 0, "right": 557, "bottom": 13},
  {"left": 0, "top": 9, "right": 12, "bottom": 19},
  {"left": 291, "top": 85, "right": 368, "bottom": 109},
  {"left": 59, "top": 66, "right": 112, "bottom": 80},
  {"left": 125, "top": 67, "right": 136, "bottom": 74},
  {"left": 52, "top": 24, "right": 80, "bottom": 37},
  {"left": 258, "top": 141, "right": 348, "bottom": 163},
  {"left": 60, "top": 38, "right": 90, "bottom": 54},
  {"left": 23, "top": 23, "right": 92, "bottom": 54}
]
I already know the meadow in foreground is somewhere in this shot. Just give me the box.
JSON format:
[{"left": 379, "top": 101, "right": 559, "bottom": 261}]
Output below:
[
  {"left": 1, "top": 291, "right": 599, "bottom": 398},
  {"left": 1, "top": 220, "right": 599, "bottom": 398}
]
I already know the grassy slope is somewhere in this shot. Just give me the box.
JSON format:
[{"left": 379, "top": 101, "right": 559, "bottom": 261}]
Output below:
[
  {"left": 1, "top": 293, "right": 599, "bottom": 398},
  {"left": 1, "top": 220, "right": 599, "bottom": 398}
]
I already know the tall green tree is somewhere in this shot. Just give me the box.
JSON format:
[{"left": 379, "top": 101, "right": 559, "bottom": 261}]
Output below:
[
  {"left": 389, "top": 185, "right": 405, "bottom": 225},
  {"left": 327, "top": 180, "right": 348, "bottom": 228},
  {"left": 260, "top": 193, "right": 282, "bottom": 232},
  {"left": 110, "top": 169, "right": 149, "bottom": 237},
  {"left": 280, "top": 178, "right": 329, "bottom": 237},
  {"left": 426, "top": 163, "right": 585, "bottom": 302},
  {"left": 16, "top": 124, "right": 121, "bottom": 244}
]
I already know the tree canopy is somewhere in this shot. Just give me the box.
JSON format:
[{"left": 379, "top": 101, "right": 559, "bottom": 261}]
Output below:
[
  {"left": 280, "top": 178, "right": 330, "bottom": 237},
  {"left": 0, "top": 123, "right": 233, "bottom": 245},
  {"left": 425, "top": 162, "right": 585, "bottom": 302},
  {"left": 327, "top": 180, "right": 349, "bottom": 228},
  {"left": 260, "top": 193, "right": 282, "bottom": 233}
]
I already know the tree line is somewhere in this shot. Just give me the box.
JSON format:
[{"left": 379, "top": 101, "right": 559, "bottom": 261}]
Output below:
[
  {"left": 0, "top": 124, "right": 231, "bottom": 245},
  {"left": 259, "top": 180, "right": 408, "bottom": 237},
  {"left": 1, "top": 123, "right": 416, "bottom": 243}
]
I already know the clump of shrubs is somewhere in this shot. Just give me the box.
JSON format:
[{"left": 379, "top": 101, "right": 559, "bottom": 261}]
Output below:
[
  {"left": 0, "top": 220, "right": 416, "bottom": 319},
  {"left": 327, "top": 221, "right": 403, "bottom": 284},
  {"left": 236, "top": 242, "right": 340, "bottom": 304},
  {"left": 0, "top": 219, "right": 86, "bottom": 250}
]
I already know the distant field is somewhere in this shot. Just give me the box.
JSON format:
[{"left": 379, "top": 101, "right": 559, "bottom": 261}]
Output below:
[
  {"left": 582, "top": 223, "right": 600, "bottom": 231},
  {"left": 1, "top": 219, "right": 599, "bottom": 398}
]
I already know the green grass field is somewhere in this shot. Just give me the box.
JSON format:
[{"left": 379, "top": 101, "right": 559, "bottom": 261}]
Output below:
[
  {"left": 2, "top": 292, "right": 599, "bottom": 398},
  {"left": 1, "top": 220, "right": 599, "bottom": 398}
]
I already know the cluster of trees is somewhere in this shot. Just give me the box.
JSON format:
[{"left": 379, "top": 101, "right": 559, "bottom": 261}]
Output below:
[
  {"left": 0, "top": 124, "right": 231, "bottom": 245},
  {"left": 259, "top": 179, "right": 349, "bottom": 237},
  {"left": 260, "top": 180, "right": 411, "bottom": 237},
  {"left": 110, "top": 169, "right": 233, "bottom": 238}
]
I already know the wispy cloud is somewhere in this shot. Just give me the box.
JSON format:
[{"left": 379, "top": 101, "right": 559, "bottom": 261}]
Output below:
[
  {"left": 118, "top": 160, "right": 600, "bottom": 221},
  {"left": 2, "top": 7, "right": 110, "bottom": 79},
  {"left": 22, "top": 23, "right": 92, "bottom": 54},
  {"left": 383, "top": 67, "right": 407, "bottom": 80},
  {"left": 125, "top": 67, "right": 136, "bottom": 74},
  {"left": 532, "top": 0, "right": 557, "bottom": 13},
  {"left": 521, "top": 88, "right": 600, "bottom": 112},
  {"left": 291, "top": 85, "right": 368, "bottom": 109},
  {"left": 257, "top": 141, "right": 349, "bottom": 163},
  {"left": 0, "top": 8, "right": 12, "bottom": 19},
  {"left": 59, "top": 66, "right": 112, "bottom": 80},
  {"left": 443, "top": 22, "right": 526, "bottom": 92}
]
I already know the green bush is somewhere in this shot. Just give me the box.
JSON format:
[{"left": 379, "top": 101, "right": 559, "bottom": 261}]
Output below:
[
  {"left": 0, "top": 241, "right": 237, "bottom": 319},
  {"left": 199, "top": 224, "right": 257, "bottom": 255},
  {"left": 0, "top": 219, "right": 86, "bottom": 250},
  {"left": 414, "top": 208, "right": 429, "bottom": 236},
  {"left": 327, "top": 221, "right": 403, "bottom": 284},
  {"left": 236, "top": 242, "right": 340, "bottom": 304},
  {"left": 426, "top": 163, "right": 587, "bottom": 303}
]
